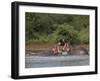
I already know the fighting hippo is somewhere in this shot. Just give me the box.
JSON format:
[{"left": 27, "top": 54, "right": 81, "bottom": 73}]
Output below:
[{"left": 69, "top": 45, "right": 89, "bottom": 55}]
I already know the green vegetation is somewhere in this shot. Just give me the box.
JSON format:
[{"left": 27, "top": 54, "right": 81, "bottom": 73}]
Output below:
[{"left": 25, "top": 12, "right": 89, "bottom": 45}]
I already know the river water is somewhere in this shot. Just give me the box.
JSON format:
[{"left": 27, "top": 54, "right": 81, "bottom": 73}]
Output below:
[{"left": 25, "top": 55, "right": 89, "bottom": 68}]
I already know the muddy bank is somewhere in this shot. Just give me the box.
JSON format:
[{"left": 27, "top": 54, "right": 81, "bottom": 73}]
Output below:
[{"left": 26, "top": 43, "right": 89, "bottom": 56}]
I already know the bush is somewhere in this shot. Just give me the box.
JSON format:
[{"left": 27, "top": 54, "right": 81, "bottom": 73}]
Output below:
[
  {"left": 79, "top": 29, "right": 89, "bottom": 44},
  {"left": 25, "top": 13, "right": 89, "bottom": 45},
  {"left": 54, "top": 23, "right": 79, "bottom": 44}
]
